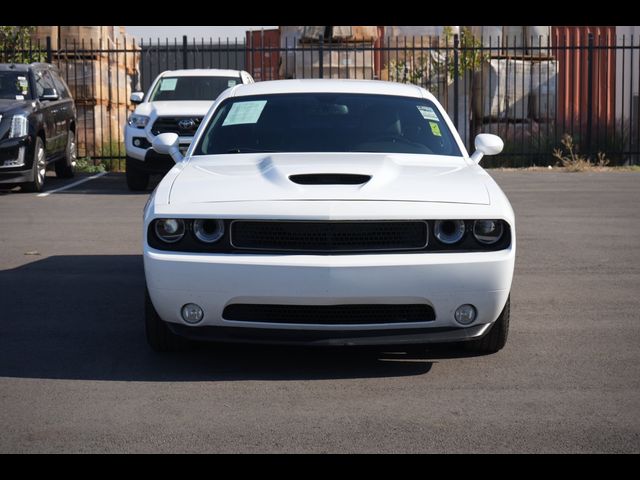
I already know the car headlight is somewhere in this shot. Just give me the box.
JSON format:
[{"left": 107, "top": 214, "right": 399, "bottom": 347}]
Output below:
[
  {"left": 193, "top": 219, "right": 224, "bottom": 243},
  {"left": 154, "top": 219, "right": 185, "bottom": 243},
  {"left": 434, "top": 220, "right": 465, "bottom": 244},
  {"left": 9, "top": 113, "right": 29, "bottom": 138},
  {"left": 473, "top": 220, "right": 504, "bottom": 244},
  {"left": 128, "top": 114, "right": 149, "bottom": 128}
]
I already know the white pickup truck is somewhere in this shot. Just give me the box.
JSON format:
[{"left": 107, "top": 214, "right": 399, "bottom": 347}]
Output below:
[{"left": 124, "top": 69, "right": 254, "bottom": 190}]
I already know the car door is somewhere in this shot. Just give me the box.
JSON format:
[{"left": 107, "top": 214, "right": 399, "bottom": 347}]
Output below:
[
  {"left": 40, "top": 69, "right": 66, "bottom": 156},
  {"left": 49, "top": 69, "right": 75, "bottom": 152},
  {"left": 33, "top": 68, "right": 61, "bottom": 159}
]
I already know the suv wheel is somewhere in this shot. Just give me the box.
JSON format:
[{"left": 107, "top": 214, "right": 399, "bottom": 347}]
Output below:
[
  {"left": 145, "top": 288, "right": 189, "bottom": 352},
  {"left": 464, "top": 296, "right": 510, "bottom": 354},
  {"left": 21, "top": 137, "right": 46, "bottom": 193},
  {"left": 126, "top": 157, "right": 150, "bottom": 191},
  {"left": 55, "top": 130, "right": 76, "bottom": 178}
]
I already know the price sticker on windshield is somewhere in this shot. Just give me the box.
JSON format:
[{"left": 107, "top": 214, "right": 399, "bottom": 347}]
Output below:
[
  {"left": 160, "top": 78, "right": 178, "bottom": 91},
  {"left": 17, "top": 76, "right": 29, "bottom": 95},
  {"left": 429, "top": 121, "right": 442, "bottom": 137},
  {"left": 418, "top": 105, "right": 439, "bottom": 121},
  {"left": 222, "top": 100, "right": 267, "bottom": 126}
]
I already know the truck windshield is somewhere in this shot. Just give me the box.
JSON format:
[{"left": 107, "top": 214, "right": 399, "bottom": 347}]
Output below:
[
  {"left": 194, "top": 93, "right": 462, "bottom": 157},
  {"left": 149, "top": 76, "right": 240, "bottom": 102},
  {"left": 0, "top": 71, "right": 31, "bottom": 100}
]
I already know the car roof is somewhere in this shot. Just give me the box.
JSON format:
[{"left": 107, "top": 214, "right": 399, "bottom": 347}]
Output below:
[
  {"left": 229, "top": 79, "right": 431, "bottom": 100},
  {"left": 159, "top": 69, "right": 245, "bottom": 77},
  {"left": 0, "top": 62, "right": 58, "bottom": 72}
]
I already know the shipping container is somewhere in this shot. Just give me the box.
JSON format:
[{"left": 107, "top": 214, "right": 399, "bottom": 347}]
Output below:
[
  {"left": 552, "top": 26, "right": 616, "bottom": 144},
  {"left": 246, "top": 29, "right": 280, "bottom": 81}
]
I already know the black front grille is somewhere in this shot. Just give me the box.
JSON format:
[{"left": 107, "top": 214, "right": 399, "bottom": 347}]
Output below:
[
  {"left": 230, "top": 221, "right": 428, "bottom": 252},
  {"left": 151, "top": 116, "right": 203, "bottom": 135},
  {"left": 223, "top": 304, "right": 436, "bottom": 325}
]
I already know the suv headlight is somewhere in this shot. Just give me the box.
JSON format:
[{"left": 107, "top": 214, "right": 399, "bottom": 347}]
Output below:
[
  {"left": 128, "top": 114, "right": 149, "bottom": 128},
  {"left": 9, "top": 114, "right": 29, "bottom": 138}
]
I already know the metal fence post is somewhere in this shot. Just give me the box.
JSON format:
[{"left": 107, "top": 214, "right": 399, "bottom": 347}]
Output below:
[
  {"left": 318, "top": 34, "right": 324, "bottom": 79},
  {"left": 182, "top": 35, "right": 188, "bottom": 69},
  {"left": 586, "top": 33, "right": 594, "bottom": 154},
  {"left": 453, "top": 34, "right": 460, "bottom": 130},
  {"left": 46, "top": 36, "right": 52, "bottom": 63}
]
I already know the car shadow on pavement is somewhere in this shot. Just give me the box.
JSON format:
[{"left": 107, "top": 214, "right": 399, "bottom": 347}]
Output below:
[{"left": 0, "top": 255, "right": 478, "bottom": 382}]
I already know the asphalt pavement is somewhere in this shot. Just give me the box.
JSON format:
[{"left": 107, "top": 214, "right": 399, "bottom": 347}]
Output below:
[{"left": 0, "top": 170, "right": 639, "bottom": 453}]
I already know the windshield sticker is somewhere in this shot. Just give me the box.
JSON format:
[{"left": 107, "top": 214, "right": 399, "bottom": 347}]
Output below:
[
  {"left": 418, "top": 106, "right": 439, "bottom": 121},
  {"left": 159, "top": 78, "right": 178, "bottom": 91},
  {"left": 429, "top": 121, "right": 442, "bottom": 137},
  {"left": 222, "top": 100, "right": 267, "bottom": 126},
  {"left": 17, "top": 76, "right": 29, "bottom": 95},
  {"left": 228, "top": 79, "right": 238, "bottom": 87}
]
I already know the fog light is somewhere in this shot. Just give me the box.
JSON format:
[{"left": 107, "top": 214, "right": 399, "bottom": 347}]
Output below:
[
  {"left": 133, "top": 138, "right": 141, "bottom": 147},
  {"left": 181, "top": 303, "right": 204, "bottom": 324},
  {"left": 454, "top": 304, "right": 477, "bottom": 325}
]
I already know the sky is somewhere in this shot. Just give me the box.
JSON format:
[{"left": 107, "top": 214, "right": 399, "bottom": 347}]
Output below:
[{"left": 124, "top": 26, "right": 277, "bottom": 41}]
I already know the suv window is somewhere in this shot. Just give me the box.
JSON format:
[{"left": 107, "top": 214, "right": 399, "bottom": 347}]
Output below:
[
  {"left": 49, "top": 70, "right": 71, "bottom": 99},
  {"left": 33, "top": 69, "right": 55, "bottom": 98}
]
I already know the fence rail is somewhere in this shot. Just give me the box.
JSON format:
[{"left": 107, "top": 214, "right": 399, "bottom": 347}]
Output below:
[{"left": 2, "top": 32, "right": 640, "bottom": 168}]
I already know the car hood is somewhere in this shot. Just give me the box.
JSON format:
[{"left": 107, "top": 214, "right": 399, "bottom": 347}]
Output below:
[
  {"left": 168, "top": 153, "right": 490, "bottom": 205},
  {"left": 135, "top": 100, "right": 214, "bottom": 117},
  {"left": 0, "top": 98, "right": 33, "bottom": 115}
]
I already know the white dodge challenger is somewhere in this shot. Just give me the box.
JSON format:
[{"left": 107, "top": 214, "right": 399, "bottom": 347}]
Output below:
[{"left": 143, "top": 79, "right": 515, "bottom": 353}]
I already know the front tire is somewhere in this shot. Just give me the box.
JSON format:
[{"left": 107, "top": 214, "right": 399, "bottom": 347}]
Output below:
[
  {"left": 126, "top": 157, "right": 150, "bottom": 191},
  {"left": 21, "top": 137, "right": 46, "bottom": 193},
  {"left": 145, "top": 288, "right": 189, "bottom": 352},
  {"left": 464, "top": 296, "right": 510, "bottom": 354},
  {"left": 55, "top": 130, "right": 76, "bottom": 178}
]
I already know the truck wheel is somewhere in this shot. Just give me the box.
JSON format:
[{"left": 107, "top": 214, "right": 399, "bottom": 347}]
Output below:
[
  {"left": 145, "top": 288, "right": 189, "bottom": 352},
  {"left": 464, "top": 296, "right": 510, "bottom": 354},
  {"left": 21, "top": 137, "right": 46, "bottom": 193},
  {"left": 55, "top": 130, "right": 76, "bottom": 178},
  {"left": 126, "top": 157, "right": 150, "bottom": 191}
]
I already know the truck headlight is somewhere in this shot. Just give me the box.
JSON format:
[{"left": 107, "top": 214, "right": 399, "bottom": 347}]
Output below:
[
  {"left": 9, "top": 114, "right": 29, "bottom": 138},
  {"left": 128, "top": 114, "right": 149, "bottom": 128}
]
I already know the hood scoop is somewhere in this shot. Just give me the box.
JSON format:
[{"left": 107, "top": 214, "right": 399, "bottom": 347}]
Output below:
[{"left": 289, "top": 173, "right": 372, "bottom": 185}]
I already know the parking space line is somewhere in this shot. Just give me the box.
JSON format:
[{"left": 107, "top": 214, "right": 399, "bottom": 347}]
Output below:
[{"left": 37, "top": 172, "right": 109, "bottom": 197}]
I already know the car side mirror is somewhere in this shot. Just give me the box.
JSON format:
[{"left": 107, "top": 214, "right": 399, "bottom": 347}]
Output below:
[
  {"left": 470, "top": 134, "right": 504, "bottom": 164},
  {"left": 40, "top": 87, "right": 59, "bottom": 101},
  {"left": 130, "top": 91, "right": 145, "bottom": 104},
  {"left": 152, "top": 132, "right": 183, "bottom": 163}
]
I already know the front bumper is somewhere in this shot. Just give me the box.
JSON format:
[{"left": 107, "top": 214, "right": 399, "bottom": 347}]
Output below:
[
  {"left": 0, "top": 136, "right": 33, "bottom": 185},
  {"left": 144, "top": 247, "right": 515, "bottom": 345}
]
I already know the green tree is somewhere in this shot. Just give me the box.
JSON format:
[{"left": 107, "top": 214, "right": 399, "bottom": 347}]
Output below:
[{"left": 0, "top": 26, "right": 45, "bottom": 63}]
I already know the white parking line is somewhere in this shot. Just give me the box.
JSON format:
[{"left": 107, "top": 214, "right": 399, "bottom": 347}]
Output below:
[{"left": 37, "top": 172, "right": 109, "bottom": 197}]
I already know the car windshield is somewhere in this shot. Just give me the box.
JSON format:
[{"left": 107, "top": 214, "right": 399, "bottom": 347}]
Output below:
[
  {"left": 194, "top": 93, "right": 462, "bottom": 156},
  {"left": 149, "top": 76, "right": 240, "bottom": 102},
  {"left": 0, "top": 71, "right": 31, "bottom": 100}
]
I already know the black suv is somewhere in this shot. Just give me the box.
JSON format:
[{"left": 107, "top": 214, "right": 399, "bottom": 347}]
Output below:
[{"left": 0, "top": 63, "right": 77, "bottom": 192}]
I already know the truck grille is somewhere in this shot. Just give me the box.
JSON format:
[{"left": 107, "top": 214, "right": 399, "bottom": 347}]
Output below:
[
  {"left": 151, "top": 116, "right": 203, "bottom": 136},
  {"left": 230, "top": 221, "right": 428, "bottom": 252},
  {"left": 222, "top": 303, "right": 436, "bottom": 325}
]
